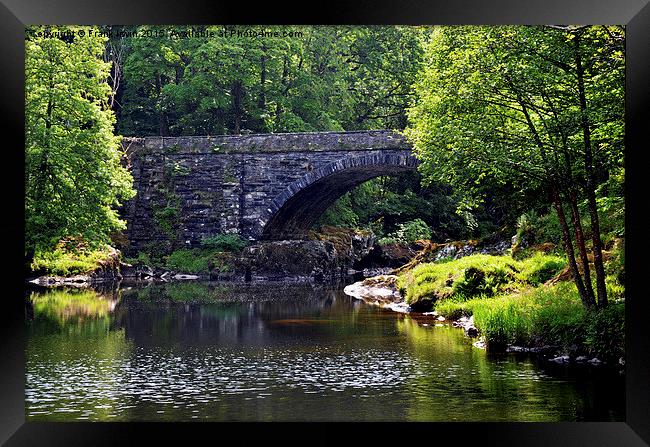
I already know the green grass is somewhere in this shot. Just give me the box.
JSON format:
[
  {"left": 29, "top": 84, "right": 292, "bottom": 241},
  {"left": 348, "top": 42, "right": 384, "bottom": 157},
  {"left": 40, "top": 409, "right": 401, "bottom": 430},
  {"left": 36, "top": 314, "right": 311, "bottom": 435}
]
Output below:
[
  {"left": 397, "top": 253, "right": 566, "bottom": 306},
  {"left": 433, "top": 281, "right": 624, "bottom": 359},
  {"left": 399, "top": 252, "right": 623, "bottom": 358},
  {"left": 31, "top": 246, "right": 116, "bottom": 276}
]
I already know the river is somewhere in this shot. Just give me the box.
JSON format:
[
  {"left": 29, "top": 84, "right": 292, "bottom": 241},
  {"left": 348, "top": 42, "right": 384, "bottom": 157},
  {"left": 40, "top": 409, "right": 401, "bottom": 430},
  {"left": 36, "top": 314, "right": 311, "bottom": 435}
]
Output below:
[{"left": 25, "top": 281, "right": 624, "bottom": 421}]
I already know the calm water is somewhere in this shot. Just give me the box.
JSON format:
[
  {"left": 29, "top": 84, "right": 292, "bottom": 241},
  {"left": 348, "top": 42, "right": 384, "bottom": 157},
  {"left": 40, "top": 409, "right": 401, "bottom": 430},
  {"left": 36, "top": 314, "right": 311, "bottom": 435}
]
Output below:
[{"left": 25, "top": 281, "right": 624, "bottom": 421}]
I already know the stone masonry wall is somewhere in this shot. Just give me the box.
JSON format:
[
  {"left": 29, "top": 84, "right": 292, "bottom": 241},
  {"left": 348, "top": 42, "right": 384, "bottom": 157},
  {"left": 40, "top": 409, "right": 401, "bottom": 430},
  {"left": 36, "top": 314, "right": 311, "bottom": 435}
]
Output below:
[{"left": 122, "top": 130, "right": 414, "bottom": 255}]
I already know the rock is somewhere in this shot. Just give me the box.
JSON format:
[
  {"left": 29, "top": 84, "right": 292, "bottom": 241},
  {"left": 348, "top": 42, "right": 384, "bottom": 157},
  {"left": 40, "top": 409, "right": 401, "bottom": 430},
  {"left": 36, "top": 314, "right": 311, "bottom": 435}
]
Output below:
[
  {"left": 451, "top": 315, "right": 479, "bottom": 337},
  {"left": 478, "top": 240, "right": 511, "bottom": 255},
  {"left": 506, "top": 346, "right": 531, "bottom": 353},
  {"left": 619, "top": 357, "right": 625, "bottom": 366},
  {"left": 473, "top": 339, "right": 487, "bottom": 349},
  {"left": 575, "top": 356, "right": 588, "bottom": 362},
  {"left": 343, "top": 276, "right": 403, "bottom": 309},
  {"left": 227, "top": 233, "right": 376, "bottom": 282},
  {"left": 588, "top": 357, "right": 602, "bottom": 365},
  {"left": 550, "top": 355, "right": 570, "bottom": 364},
  {"left": 362, "top": 267, "right": 395, "bottom": 277},
  {"left": 173, "top": 274, "right": 200, "bottom": 280},
  {"left": 436, "top": 315, "right": 445, "bottom": 321},
  {"left": 120, "top": 263, "right": 139, "bottom": 277},
  {"left": 375, "top": 243, "right": 420, "bottom": 267}
]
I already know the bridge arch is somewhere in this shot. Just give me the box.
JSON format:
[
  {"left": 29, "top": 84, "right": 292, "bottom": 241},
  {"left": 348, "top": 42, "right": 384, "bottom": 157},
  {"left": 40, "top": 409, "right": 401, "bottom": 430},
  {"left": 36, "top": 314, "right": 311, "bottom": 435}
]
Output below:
[{"left": 257, "top": 152, "right": 419, "bottom": 240}]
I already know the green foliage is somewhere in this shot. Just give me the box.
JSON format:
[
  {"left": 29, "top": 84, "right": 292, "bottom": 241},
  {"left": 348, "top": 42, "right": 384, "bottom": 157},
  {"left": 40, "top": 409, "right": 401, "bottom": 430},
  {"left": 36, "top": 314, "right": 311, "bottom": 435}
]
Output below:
[
  {"left": 316, "top": 193, "right": 359, "bottom": 229},
  {"left": 407, "top": 26, "right": 624, "bottom": 214},
  {"left": 434, "top": 298, "right": 471, "bottom": 320},
  {"left": 596, "top": 167, "right": 625, "bottom": 243},
  {"left": 406, "top": 26, "right": 624, "bottom": 308},
  {"left": 398, "top": 253, "right": 566, "bottom": 307},
  {"left": 153, "top": 206, "right": 180, "bottom": 237},
  {"left": 379, "top": 218, "right": 432, "bottom": 245},
  {"left": 434, "top": 281, "right": 624, "bottom": 358},
  {"left": 466, "top": 283, "right": 585, "bottom": 349},
  {"left": 532, "top": 213, "right": 563, "bottom": 246},
  {"left": 162, "top": 245, "right": 237, "bottom": 274},
  {"left": 514, "top": 211, "right": 564, "bottom": 249},
  {"left": 31, "top": 244, "right": 115, "bottom": 276},
  {"left": 516, "top": 252, "right": 567, "bottom": 285},
  {"left": 514, "top": 212, "right": 534, "bottom": 246},
  {"left": 584, "top": 303, "right": 625, "bottom": 360},
  {"left": 200, "top": 234, "right": 248, "bottom": 252},
  {"left": 396, "top": 219, "right": 432, "bottom": 242},
  {"left": 164, "top": 249, "right": 215, "bottom": 274},
  {"left": 605, "top": 238, "right": 625, "bottom": 289},
  {"left": 25, "top": 26, "right": 135, "bottom": 256},
  {"left": 471, "top": 297, "right": 534, "bottom": 347},
  {"left": 117, "top": 26, "right": 426, "bottom": 136},
  {"left": 528, "top": 283, "right": 587, "bottom": 349}
]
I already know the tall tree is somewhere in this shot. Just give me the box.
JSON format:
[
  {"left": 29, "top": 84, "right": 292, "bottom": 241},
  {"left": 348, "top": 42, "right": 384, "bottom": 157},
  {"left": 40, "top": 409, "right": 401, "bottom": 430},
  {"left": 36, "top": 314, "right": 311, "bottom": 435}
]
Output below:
[
  {"left": 25, "top": 26, "right": 135, "bottom": 257},
  {"left": 406, "top": 25, "right": 624, "bottom": 308},
  {"left": 115, "top": 26, "right": 427, "bottom": 136}
]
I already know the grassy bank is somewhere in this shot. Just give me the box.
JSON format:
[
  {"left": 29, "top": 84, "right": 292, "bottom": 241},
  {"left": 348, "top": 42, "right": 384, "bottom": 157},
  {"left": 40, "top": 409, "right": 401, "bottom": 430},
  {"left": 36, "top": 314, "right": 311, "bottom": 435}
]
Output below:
[
  {"left": 30, "top": 245, "right": 118, "bottom": 277},
  {"left": 397, "top": 253, "right": 625, "bottom": 360},
  {"left": 397, "top": 252, "right": 566, "bottom": 307}
]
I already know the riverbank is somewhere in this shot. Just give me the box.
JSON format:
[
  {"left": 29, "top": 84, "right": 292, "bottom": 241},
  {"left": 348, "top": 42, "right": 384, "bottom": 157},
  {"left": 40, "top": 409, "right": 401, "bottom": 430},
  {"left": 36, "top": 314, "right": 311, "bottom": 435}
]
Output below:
[
  {"left": 343, "top": 251, "right": 625, "bottom": 368},
  {"left": 27, "top": 227, "right": 377, "bottom": 286}
]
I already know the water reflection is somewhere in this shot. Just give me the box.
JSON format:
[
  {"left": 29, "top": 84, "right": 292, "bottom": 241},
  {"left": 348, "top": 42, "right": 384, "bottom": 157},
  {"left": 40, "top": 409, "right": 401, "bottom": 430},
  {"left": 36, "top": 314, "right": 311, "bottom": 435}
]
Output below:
[{"left": 25, "top": 282, "right": 624, "bottom": 421}]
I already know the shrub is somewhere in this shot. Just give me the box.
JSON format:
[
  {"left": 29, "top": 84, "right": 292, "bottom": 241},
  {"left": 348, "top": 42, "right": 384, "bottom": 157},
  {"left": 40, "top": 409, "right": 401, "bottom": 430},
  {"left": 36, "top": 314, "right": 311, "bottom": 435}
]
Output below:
[
  {"left": 165, "top": 249, "right": 214, "bottom": 273},
  {"left": 513, "top": 212, "right": 535, "bottom": 247},
  {"left": 514, "top": 211, "right": 563, "bottom": 249},
  {"left": 584, "top": 303, "right": 625, "bottom": 360},
  {"left": 31, "top": 244, "right": 115, "bottom": 276},
  {"left": 378, "top": 218, "right": 431, "bottom": 245},
  {"left": 533, "top": 212, "right": 563, "bottom": 246},
  {"left": 378, "top": 236, "right": 399, "bottom": 246},
  {"left": 396, "top": 218, "right": 432, "bottom": 242},
  {"left": 200, "top": 234, "right": 248, "bottom": 252}
]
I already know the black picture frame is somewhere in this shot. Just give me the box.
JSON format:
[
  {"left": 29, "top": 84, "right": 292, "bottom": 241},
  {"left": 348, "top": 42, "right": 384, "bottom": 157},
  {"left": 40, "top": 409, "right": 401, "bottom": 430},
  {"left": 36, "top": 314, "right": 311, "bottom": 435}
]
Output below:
[{"left": 2, "top": 1, "right": 649, "bottom": 445}]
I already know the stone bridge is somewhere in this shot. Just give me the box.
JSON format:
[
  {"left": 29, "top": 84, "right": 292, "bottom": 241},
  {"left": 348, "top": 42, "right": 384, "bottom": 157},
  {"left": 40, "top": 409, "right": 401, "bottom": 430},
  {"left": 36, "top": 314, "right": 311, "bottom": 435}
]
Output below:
[{"left": 122, "top": 130, "right": 417, "bottom": 253}]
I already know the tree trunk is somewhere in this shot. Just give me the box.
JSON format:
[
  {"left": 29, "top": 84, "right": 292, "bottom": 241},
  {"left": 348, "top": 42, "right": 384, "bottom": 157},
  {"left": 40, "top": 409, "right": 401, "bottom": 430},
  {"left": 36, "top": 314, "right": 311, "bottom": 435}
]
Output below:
[
  {"left": 567, "top": 189, "right": 596, "bottom": 303},
  {"left": 552, "top": 188, "right": 595, "bottom": 308},
  {"left": 574, "top": 33, "right": 608, "bottom": 307}
]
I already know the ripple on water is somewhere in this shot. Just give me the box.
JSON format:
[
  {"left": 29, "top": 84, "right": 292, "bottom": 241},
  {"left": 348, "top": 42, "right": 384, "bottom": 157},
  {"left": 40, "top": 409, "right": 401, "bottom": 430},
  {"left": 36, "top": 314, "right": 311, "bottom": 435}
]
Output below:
[{"left": 26, "top": 346, "right": 426, "bottom": 419}]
